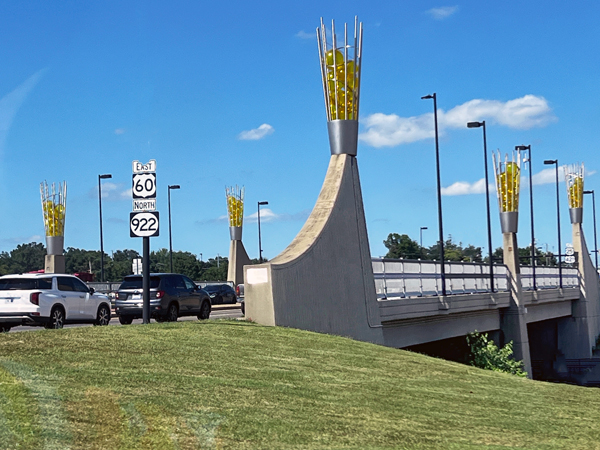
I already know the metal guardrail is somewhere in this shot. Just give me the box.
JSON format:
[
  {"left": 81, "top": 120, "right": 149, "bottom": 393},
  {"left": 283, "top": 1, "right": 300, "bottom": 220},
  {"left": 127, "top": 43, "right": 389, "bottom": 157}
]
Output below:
[{"left": 373, "top": 258, "right": 579, "bottom": 299}]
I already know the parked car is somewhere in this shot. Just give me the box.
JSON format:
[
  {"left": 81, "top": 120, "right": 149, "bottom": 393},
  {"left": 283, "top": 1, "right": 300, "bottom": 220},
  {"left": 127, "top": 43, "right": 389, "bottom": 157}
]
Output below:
[
  {"left": 0, "top": 273, "right": 111, "bottom": 332},
  {"left": 115, "top": 273, "right": 211, "bottom": 324},
  {"left": 203, "top": 283, "right": 237, "bottom": 305},
  {"left": 235, "top": 284, "right": 245, "bottom": 314}
]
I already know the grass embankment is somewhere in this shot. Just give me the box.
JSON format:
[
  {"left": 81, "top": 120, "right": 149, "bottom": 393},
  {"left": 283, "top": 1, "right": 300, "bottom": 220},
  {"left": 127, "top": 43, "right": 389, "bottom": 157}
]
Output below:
[{"left": 1, "top": 321, "right": 600, "bottom": 449}]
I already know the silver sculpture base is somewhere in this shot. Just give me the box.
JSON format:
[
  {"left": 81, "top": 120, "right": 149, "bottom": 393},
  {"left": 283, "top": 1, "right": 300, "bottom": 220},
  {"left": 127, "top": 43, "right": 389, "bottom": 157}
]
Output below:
[
  {"left": 45, "top": 236, "right": 64, "bottom": 256},
  {"left": 230, "top": 226, "right": 242, "bottom": 241},
  {"left": 500, "top": 211, "right": 518, "bottom": 234},
  {"left": 327, "top": 120, "right": 358, "bottom": 156},
  {"left": 570, "top": 207, "right": 583, "bottom": 224}
]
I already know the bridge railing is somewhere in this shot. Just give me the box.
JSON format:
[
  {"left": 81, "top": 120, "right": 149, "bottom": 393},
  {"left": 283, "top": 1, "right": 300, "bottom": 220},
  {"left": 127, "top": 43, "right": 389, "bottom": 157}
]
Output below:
[
  {"left": 372, "top": 258, "right": 509, "bottom": 299},
  {"left": 372, "top": 258, "right": 579, "bottom": 299},
  {"left": 520, "top": 266, "right": 579, "bottom": 290}
]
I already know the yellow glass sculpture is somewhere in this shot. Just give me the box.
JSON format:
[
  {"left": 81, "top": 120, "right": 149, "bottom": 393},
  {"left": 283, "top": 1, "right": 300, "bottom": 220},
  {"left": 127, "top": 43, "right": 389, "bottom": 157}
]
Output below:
[
  {"left": 493, "top": 152, "right": 521, "bottom": 213},
  {"left": 226, "top": 186, "right": 244, "bottom": 228},
  {"left": 40, "top": 181, "right": 67, "bottom": 237},
  {"left": 565, "top": 163, "right": 585, "bottom": 209},
  {"left": 317, "top": 17, "right": 362, "bottom": 121}
]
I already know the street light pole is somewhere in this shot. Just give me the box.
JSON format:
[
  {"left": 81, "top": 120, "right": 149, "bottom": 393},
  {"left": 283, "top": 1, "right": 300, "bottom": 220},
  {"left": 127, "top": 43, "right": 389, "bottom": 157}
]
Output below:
[
  {"left": 467, "top": 120, "right": 494, "bottom": 292},
  {"left": 420, "top": 226, "right": 428, "bottom": 258},
  {"left": 258, "top": 201, "right": 269, "bottom": 263},
  {"left": 422, "top": 93, "right": 446, "bottom": 296},
  {"left": 584, "top": 190, "right": 598, "bottom": 269},
  {"left": 98, "top": 174, "right": 112, "bottom": 283},
  {"left": 544, "top": 160, "right": 562, "bottom": 288},
  {"left": 516, "top": 145, "right": 536, "bottom": 290},
  {"left": 168, "top": 185, "right": 180, "bottom": 273}
]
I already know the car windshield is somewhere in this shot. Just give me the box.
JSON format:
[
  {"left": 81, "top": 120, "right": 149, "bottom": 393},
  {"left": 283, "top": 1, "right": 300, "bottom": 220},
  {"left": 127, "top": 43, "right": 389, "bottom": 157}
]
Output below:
[
  {"left": 119, "top": 277, "right": 161, "bottom": 290},
  {"left": 0, "top": 278, "right": 52, "bottom": 290}
]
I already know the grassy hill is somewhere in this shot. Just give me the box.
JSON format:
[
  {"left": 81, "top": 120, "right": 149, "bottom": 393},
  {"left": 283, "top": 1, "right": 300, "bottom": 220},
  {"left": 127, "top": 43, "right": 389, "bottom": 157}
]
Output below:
[{"left": 1, "top": 320, "right": 600, "bottom": 449}]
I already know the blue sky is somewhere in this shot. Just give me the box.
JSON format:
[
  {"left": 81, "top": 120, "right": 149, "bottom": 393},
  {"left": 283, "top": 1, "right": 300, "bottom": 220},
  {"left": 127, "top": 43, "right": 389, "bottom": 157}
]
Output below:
[{"left": 1, "top": 1, "right": 599, "bottom": 262}]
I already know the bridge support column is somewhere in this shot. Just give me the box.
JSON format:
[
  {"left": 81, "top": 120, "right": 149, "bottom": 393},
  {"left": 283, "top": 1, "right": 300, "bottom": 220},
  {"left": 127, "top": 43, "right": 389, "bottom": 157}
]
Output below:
[
  {"left": 557, "top": 221, "right": 599, "bottom": 360},
  {"left": 501, "top": 232, "right": 532, "bottom": 377}
]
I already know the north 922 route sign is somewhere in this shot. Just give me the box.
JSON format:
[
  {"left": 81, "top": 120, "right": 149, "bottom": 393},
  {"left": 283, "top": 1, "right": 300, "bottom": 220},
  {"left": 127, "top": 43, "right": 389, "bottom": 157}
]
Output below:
[{"left": 130, "top": 211, "right": 160, "bottom": 237}]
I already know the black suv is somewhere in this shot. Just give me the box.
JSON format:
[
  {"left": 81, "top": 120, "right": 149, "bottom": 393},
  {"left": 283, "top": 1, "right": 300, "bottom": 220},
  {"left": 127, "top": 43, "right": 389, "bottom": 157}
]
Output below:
[
  {"left": 204, "top": 284, "right": 237, "bottom": 305},
  {"left": 115, "top": 273, "right": 211, "bottom": 325}
]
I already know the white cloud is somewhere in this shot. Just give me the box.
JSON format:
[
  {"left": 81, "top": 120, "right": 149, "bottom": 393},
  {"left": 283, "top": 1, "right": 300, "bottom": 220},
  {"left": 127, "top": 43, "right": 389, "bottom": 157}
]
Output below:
[
  {"left": 238, "top": 123, "right": 274, "bottom": 141},
  {"left": 114, "top": 128, "right": 125, "bottom": 135},
  {"left": 443, "top": 167, "right": 596, "bottom": 196},
  {"left": 442, "top": 178, "right": 488, "bottom": 196},
  {"left": 1, "top": 235, "right": 43, "bottom": 246},
  {"left": 88, "top": 182, "right": 131, "bottom": 201},
  {"left": 296, "top": 30, "right": 313, "bottom": 40},
  {"left": 359, "top": 95, "right": 556, "bottom": 148},
  {"left": 0, "top": 68, "right": 47, "bottom": 153},
  {"left": 196, "top": 209, "right": 309, "bottom": 226},
  {"left": 426, "top": 6, "right": 459, "bottom": 20}
]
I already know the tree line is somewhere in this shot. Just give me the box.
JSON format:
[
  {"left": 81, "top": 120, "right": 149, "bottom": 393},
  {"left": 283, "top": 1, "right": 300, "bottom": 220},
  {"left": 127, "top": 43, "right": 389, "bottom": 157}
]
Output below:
[
  {"left": 0, "top": 242, "right": 262, "bottom": 282},
  {"left": 384, "top": 233, "right": 559, "bottom": 266}
]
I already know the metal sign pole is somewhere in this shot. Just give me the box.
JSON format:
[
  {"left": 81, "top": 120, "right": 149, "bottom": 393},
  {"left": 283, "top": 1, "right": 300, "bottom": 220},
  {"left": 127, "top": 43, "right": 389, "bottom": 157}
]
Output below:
[{"left": 142, "top": 236, "right": 150, "bottom": 324}]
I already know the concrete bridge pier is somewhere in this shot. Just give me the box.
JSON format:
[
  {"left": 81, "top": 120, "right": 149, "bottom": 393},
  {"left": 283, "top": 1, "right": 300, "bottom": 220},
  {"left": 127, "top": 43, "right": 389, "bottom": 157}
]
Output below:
[
  {"left": 500, "top": 230, "right": 532, "bottom": 377},
  {"left": 556, "top": 219, "right": 600, "bottom": 363}
]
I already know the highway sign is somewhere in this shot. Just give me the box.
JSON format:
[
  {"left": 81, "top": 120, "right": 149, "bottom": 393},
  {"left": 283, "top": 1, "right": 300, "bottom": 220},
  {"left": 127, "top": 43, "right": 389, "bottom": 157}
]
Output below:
[
  {"left": 133, "top": 199, "right": 156, "bottom": 212},
  {"left": 130, "top": 211, "right": 160, "bottom": 237},
  {"left": 132, "top": 160, "right": 156, "bottom": 174},
  {"left": 132, "top": 173, "right": 156, "bottom": 199}
]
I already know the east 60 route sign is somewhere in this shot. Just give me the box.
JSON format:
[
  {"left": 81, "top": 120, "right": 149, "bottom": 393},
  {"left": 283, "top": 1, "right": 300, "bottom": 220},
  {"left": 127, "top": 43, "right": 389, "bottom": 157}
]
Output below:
[{"left": 130, "top": 211, "right": 160, "bottom": 237}]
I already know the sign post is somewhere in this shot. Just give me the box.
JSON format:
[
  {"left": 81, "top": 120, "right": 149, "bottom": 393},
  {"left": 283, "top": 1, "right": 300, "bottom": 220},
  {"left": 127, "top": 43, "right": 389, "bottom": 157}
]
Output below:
[{"left": 130, "top": 160, "right": 158, "bottom": 324}]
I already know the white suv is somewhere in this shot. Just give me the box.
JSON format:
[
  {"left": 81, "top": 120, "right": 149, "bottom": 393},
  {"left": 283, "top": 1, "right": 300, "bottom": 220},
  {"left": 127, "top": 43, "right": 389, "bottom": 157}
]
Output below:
[{"left": 0, "top": 273, "right": 111, "bottom": 332}]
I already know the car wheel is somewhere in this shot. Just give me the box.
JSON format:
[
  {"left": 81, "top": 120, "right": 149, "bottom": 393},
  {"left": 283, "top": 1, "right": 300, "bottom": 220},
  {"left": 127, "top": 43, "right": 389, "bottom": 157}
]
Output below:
[
  {"left": 118, "top": 315, "right": 133, "bottom": 325},
  {"left": 155, "top": 315, "right": 166, "bottom": 323},
  {"left": 0, "top": 325, "right": 10, "bottom": 333},
  {"left": 95, "top": 304, "right": 111, "bottom": 326},
  {"left": 45, "top": 307, "right": 64, "bottom": 329},
  {"left": 198, "top": 300, "right": 211, "bottom": 320},
  {"left": 167, "top": 303, "right": 178, "bottom": 322}
]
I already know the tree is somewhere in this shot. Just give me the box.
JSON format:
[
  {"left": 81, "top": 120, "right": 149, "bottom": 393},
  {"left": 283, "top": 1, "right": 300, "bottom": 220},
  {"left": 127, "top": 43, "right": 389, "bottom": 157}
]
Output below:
[
  {"left": 0, "top": 242, "right": 46, "bottom": 275},
  {"left": 467, "top": 332, "right": 527, "bottom": 377},
  {"left": 383, "top": 233, "right": 422, "bottom": 259}
]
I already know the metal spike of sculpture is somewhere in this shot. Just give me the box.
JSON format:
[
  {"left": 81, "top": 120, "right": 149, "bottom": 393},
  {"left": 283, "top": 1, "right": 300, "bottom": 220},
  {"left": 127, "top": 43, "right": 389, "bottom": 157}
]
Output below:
[
  {"left": 244, "top": 17, "right": 383, "bottom": 344},
  {"left": 492, "top": 151, "right": 532, "bottom": 376},
  {"left": 226, "top": 185, "right": 251, "bottom": 286},
  {"left": 40, "top": 181, "right": 67, "bottom": 273},
  {"left": 565, "top": 163, "right": 585, "bottom": 224}
]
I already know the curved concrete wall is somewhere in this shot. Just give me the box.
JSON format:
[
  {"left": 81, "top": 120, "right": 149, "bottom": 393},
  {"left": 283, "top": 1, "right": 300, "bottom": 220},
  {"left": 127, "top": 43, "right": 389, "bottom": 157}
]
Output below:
[{"left": 245, "top": 154, "right": 384, "bottom": 344}]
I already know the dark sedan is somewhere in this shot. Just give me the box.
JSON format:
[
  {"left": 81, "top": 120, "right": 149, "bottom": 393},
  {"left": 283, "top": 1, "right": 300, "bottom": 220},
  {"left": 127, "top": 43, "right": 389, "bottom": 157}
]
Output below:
[{"left": 203, "top": 284, "right": 237, "bottom": 305}]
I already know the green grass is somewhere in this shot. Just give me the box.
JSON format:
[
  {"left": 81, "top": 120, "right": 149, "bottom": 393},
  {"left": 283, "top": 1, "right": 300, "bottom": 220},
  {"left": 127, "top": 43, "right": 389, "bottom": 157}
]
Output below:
[{"left": 1, "top": 321, "right": 600, "bottom": 449}]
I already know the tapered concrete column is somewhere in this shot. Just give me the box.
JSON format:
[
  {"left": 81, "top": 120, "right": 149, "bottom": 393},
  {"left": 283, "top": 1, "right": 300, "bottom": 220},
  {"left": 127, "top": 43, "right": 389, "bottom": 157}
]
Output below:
[
  {"left": 501, "top": 232, "right": 532, "bottom": 377},
  {"left": 557, "top": 222, "right": 599, "bottom": 358},
  {"left": 227, "top": 232, "right": 251, "bottom": 287},
  {"left": 44, "top": 236, "right": 65, "bottom": 274},
  {"left": 244, "top": 154, "right": 384, "bottom": 344}
]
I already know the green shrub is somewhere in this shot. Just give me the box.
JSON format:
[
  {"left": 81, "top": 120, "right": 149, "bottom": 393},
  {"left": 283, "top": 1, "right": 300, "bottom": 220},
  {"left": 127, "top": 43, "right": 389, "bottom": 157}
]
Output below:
[{"left": 466, "top": 332, "right": 527, "bottom": 377}]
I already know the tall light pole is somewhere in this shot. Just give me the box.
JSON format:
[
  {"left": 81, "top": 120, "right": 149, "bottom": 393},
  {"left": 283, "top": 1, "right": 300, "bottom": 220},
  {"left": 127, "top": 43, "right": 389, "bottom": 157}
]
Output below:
[
  {"left": 419, "top": 226, "right": 428, "bottom": 258},
  {"left": 584, "top": 190, "right": 598, "bottom": 269},
  {"left": 258, "top": 201, "right": 268, "bottom": 263},
  {"left": 168, "top": 185, "right": 180, "bottom": 273},
  {"left": 98, "top": 174, "right": 112, "bottom": 283},
  {"left": 516, "top": 145, "right": 536, "bottom": 290},
  {"left": 421, "top": 93, "right": 446, "bottom": 296},
  {"left": 544, "top": 160, "right": 562, "bottom": 288},
  {"left": 467, "top": 120, "right": 494, "bottom": 292}
]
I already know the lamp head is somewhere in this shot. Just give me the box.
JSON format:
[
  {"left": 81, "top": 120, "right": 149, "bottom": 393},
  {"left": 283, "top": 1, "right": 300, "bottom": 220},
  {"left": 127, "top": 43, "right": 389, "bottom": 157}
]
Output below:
[
  {"left": 515, "top": 145, "right": 530, "bottom": 151},
  {"left": 544, "top": 160, "right": 557, "bottom": 165},
  {"left": 421, "top": 94, "right": 434, "bottom": 100},
  {"left": 99, "top": 174, "right": 112, "bottom": 179},
  {"left": 467, "top": 121, "right": 483, "bottom": 128},
  {"left": 421, "top": 226, "right": 428, "bottom": 230},
  {"left": 258, "top": 201, "right": 269, "bottom": 206},
  {"left": 168, "top": 185, "right": 180, "bottom": 190},
  {"left": 584, "top": 190, "right": 594, "bottom": 195}
]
